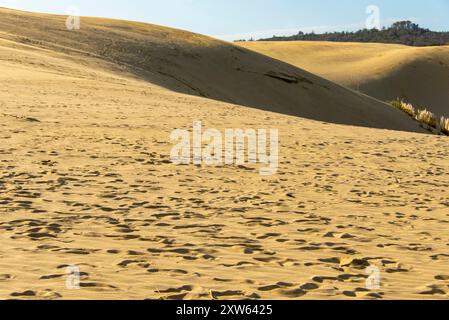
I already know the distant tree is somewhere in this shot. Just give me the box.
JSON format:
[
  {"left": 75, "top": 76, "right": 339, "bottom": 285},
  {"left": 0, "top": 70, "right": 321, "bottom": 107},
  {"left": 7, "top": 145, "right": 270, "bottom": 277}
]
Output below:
[{"left": 258, "top": 21, "right": 449, "bottom": 47}]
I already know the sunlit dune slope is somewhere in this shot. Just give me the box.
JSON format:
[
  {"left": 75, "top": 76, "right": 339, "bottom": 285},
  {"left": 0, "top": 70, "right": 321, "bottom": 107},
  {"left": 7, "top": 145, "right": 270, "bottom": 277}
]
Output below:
[
  {"left": 1, "top": 8, "right": 449, "bottom": 301},
  {"left": 1, "top": 29, "right": 449, "bottom": 301},
  {"left": 0, "top": 7, "right": 422, "bottom": 132},
  {"left": 240, "top": 41, "right": 449, "bottom": 117}
]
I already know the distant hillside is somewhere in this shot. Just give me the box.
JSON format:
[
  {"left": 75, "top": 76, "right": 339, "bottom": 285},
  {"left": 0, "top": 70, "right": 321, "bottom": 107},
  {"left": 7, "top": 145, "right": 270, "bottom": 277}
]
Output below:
[{"left": 254, "top": 21, "right": 449, "bottom": 47}]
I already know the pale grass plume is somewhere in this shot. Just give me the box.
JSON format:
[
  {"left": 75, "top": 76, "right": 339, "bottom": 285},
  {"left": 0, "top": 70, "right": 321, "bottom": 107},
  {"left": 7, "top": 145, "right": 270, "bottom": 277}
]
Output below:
[
  {"left": 390, "top": 99, "right": 416, "bottom": 118},
  {"left": 417, "top": 109, "right": 437, "bottom": 128},
  {"left": 399, "top": 101, "right": 416, "bottom": 118},
  {"left": 440, "top": 116, "right": 449, "bottom": 135}
]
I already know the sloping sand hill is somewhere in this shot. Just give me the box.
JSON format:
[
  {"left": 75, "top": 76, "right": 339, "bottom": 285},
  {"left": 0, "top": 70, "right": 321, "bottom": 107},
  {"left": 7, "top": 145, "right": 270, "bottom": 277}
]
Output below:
[
  {"left": 0, "top": 7, "right": 422, "bottom": 132},
  {"left": 1, "top": 8, "right": 449, "bottom": 300},
  {"left": 240, "top": 41, "right": 449, "bottom": 117}
]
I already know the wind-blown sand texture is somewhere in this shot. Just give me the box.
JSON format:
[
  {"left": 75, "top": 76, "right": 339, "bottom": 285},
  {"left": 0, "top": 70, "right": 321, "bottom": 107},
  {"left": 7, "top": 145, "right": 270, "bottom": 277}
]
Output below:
[
  {"left": 1, "top": 8, "right": 449, "bottom": 300},
  {"left": 240, "top": 41, "right": 449, "bottom": 117}
]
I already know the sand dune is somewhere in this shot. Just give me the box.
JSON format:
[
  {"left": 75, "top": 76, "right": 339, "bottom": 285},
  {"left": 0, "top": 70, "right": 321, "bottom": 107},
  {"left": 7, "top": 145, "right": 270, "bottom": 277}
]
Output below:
[
  {"left": 1, "top": 8, "right": 449, "bottom": 300},
  {"left": 0, "top": 7, "right": 422, "bottom": 132},
  {"left": 240, "top": 41, "right": 449, "bottom": 117}
]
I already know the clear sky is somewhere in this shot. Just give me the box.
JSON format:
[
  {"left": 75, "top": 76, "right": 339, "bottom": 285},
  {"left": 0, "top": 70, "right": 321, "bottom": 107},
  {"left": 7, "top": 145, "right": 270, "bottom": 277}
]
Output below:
[{"left": 1, "top": 0, "right": 448, "bottom": 41}]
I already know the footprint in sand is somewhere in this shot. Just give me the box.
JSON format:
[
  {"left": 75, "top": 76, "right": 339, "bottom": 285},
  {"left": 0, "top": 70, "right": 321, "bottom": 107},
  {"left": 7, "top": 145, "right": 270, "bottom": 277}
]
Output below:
[
  {"left": 417, "top": 285, "right": 447, "bottom": 296},
  {"left": 10, "top": 290, "right": 36, "bottom": 297},
  {"left": 0, "top": 274, "right": 12, "bottom": 281}
]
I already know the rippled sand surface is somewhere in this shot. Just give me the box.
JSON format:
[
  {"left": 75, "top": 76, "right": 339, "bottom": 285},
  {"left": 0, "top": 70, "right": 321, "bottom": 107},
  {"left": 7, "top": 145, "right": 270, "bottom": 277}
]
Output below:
[{"left": 1, "top": 8, "right": 448, "bottom": 300}]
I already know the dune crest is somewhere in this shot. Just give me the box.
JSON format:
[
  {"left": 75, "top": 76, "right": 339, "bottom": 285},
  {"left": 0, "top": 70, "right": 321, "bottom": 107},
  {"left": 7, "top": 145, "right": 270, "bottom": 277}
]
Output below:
[{"left": 0, "top": 7, "right": 422, "bottom": 132}]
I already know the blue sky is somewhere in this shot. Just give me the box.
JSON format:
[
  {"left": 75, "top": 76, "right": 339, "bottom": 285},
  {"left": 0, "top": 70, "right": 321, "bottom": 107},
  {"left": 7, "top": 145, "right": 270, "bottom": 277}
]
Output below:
[{"left": 1, "top": 0, "right": 448, "bottom": 40}]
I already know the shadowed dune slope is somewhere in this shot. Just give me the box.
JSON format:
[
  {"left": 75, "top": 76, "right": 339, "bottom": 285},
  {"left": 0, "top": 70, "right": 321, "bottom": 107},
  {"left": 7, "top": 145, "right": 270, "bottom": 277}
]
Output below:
[
  {"left": 0, "top": 7, "right": 422, "bottom": 132},
  {"left": 240, "top": 41, "right": 449, "bottom": 117}
]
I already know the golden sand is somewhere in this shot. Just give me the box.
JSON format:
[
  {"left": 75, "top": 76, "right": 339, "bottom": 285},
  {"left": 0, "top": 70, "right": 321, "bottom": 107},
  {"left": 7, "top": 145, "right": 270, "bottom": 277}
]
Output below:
[{"left": 1, "top": 8, "right": 448, "bottom": 300}]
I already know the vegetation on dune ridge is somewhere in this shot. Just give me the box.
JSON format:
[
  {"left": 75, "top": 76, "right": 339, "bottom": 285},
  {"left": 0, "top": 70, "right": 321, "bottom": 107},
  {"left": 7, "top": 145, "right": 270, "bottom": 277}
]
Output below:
[
  {"left": 242, "top": 21, "right": 449, "bottom": 47},
  {"left": 441, "top": 117, "right": 449, "bottom": 135},
  {"left": 391, "top": 100, "right": 416, "bottom": 118},
  {"left": 417, "top": 109, "right": 438, "bottom": 129},
  {"left": 390, "top": 99, "right": 448, "bottom": 135}
]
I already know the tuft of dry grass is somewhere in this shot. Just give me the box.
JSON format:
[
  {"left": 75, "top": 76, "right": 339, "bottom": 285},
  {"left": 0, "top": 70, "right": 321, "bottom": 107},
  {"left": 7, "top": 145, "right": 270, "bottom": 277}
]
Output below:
[
  {"left": 417, "top": 109, "right": 437, "bottom": 128},
  {"left": 391, "top": 99, "right": 416, "bottom": 118},
  {"left": 400, "top": 102, "right": 417, "bottom": 118},
  {"left": 390, "top": 99, "right": 449, "bottom": 135},
  {"left": 440, "top": 116, "right": 449, "bottom": 135}
]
